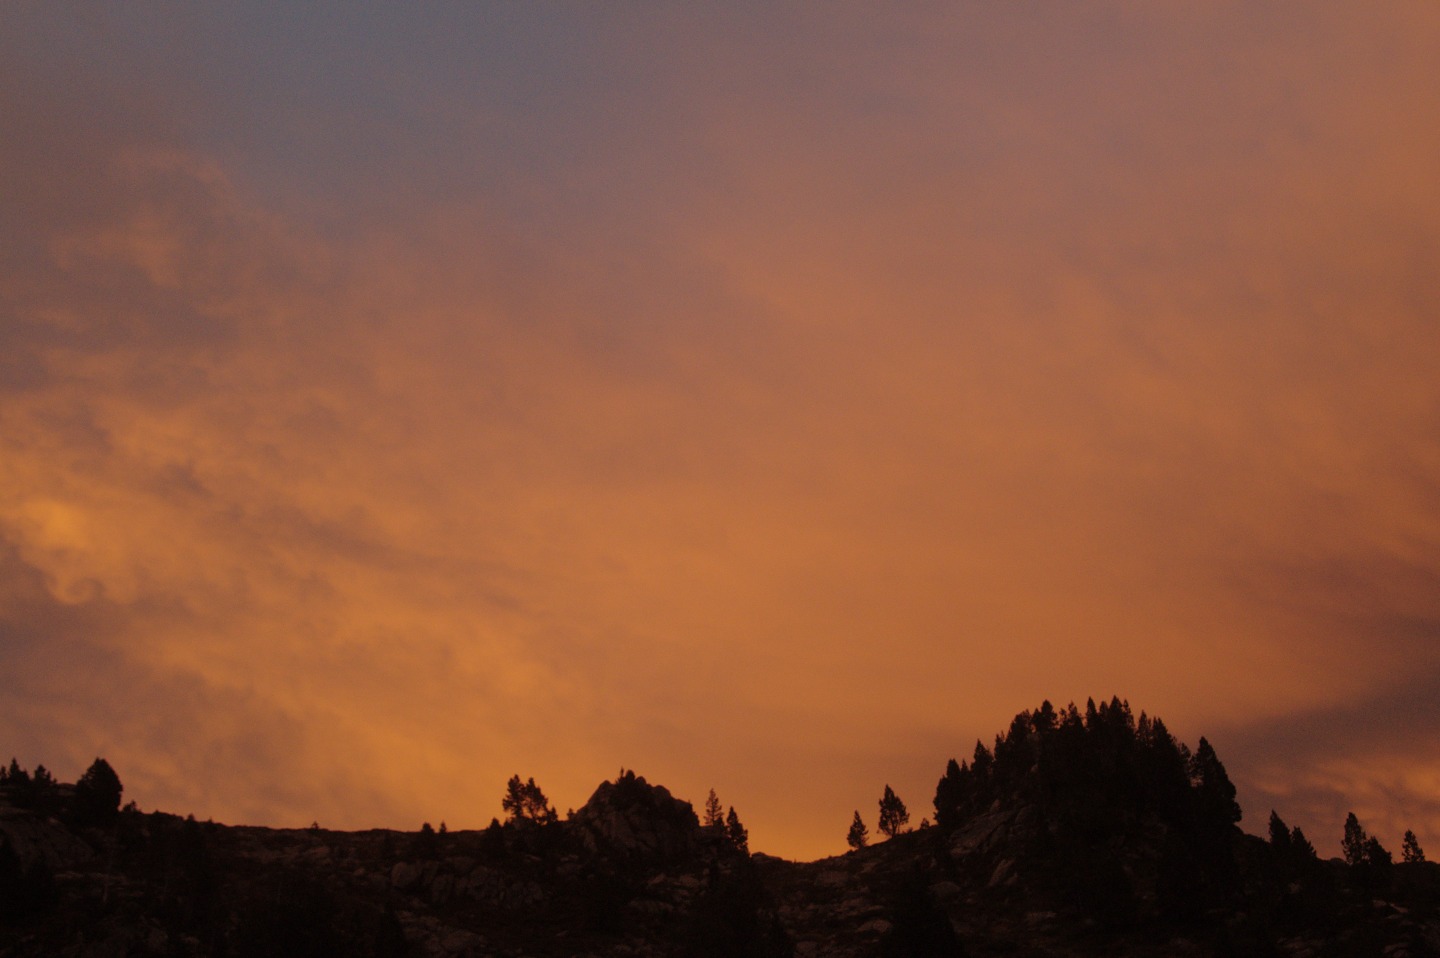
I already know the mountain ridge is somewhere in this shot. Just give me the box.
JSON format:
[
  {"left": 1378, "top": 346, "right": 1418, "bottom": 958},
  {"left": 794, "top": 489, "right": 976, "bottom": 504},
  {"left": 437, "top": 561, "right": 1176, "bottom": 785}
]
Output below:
[{"left": 4, "top": 700, "right": 1438, "bottom": 957}]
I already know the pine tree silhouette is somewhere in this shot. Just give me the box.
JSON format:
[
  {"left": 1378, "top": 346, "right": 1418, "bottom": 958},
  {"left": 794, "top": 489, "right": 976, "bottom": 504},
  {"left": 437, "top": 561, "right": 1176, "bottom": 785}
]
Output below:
[
  {"left": 1342, "top": 812, "right": 1368, "bottom": 866},
  {"left": 878, "top": 786, "right": 909, "bottom": 839},
  {"left": 703, "top": 789, "right": 724, "bottom": 830},
  {"left": 1403, "top": 829, "right": 1426, "bottom": 863},
  {"left": 75, "top": 758, "right": 122, "bottom": 825},
  {"left": 725, "top": 807, "right": 749, "bottom": 854},
  {"left": 847, "top": 811, "right": 869, "bottom": 850}
]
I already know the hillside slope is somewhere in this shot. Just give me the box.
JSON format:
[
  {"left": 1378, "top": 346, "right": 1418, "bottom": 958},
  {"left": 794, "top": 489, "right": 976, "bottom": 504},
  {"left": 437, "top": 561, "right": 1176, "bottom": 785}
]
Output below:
[{"left": 4, "top": 702, "right": 1439, "bottom": 957}]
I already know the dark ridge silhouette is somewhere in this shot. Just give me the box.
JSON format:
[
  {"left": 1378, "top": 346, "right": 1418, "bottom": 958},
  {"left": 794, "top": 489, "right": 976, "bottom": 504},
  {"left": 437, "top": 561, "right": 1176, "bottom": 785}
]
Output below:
[{"left": 3, "top": 701, "right": 1439, "bottom": 957}]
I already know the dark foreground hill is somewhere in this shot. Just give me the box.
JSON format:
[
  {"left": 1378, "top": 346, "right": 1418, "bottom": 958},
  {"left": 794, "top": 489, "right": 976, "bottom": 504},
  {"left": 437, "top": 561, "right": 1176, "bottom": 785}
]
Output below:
[{"left": 4, "top": 701, "right": 1440, "bottom": 957}]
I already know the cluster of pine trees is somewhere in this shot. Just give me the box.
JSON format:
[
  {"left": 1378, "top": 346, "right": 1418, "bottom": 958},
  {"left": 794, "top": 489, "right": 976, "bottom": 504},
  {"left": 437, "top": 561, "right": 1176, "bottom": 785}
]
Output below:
[
  {"left": 931, "top": 697, "right": 1239, "bottom": 833},
  {"left": 922, "top": 697, "right": 1244, "bottom": 923},
  {"left": 846, "top": 785, "right": 915, "bottom": 850},
  {"left": 501, "top": 774, "right": 557, "bottom": 824},
  {"left": 0, "top": 756, "right": 123, "bottom": 826},
  {"left": 701, "top": 787, "right": 749, "bottom": 853},
  {"left": 1333, "top": 811, "right": 1426, "bottom": 867},
  {"left": 1, "top": 757, "right": 126, "bottom": 921}
]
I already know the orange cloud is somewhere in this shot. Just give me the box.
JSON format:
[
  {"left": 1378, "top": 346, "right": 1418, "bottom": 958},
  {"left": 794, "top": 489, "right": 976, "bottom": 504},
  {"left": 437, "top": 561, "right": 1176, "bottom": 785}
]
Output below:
[{"left": 2, "top": 4, "right": 1439, "bottom": 860}]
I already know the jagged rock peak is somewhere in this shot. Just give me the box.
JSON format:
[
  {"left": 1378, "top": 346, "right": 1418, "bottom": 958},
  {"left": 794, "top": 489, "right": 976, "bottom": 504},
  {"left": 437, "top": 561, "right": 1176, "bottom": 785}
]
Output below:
[{"left": 571, "top": 769, "right": 701, "bottom": 860}]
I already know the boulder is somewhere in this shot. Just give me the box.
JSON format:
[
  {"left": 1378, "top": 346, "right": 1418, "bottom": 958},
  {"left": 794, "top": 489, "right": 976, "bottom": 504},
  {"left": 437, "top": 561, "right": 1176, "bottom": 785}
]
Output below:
[
  {"left": 391, "top": 860, "right": 422, "bottom": 891},
  {"left": 929, "top": 880, "right": 963, "bottom": 904},
  {"left": 949, "top": 808, "right": 1016, "bottom": 858},
  {"left": 988, "top": 857, "right": 1016, "bottom": 888}
]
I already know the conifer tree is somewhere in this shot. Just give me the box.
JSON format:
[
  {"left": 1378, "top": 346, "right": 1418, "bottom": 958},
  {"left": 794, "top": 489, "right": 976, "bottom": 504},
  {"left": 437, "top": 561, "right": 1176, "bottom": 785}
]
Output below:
[
  {"left": 703, "top": 789, "right": 724, "bottom": 830},
  {"left": 75, "top": 758, "right": 122, "bottom": 825},
  {"left": 1290, "top": 826, "right": 1316, "bottom": 861},
  {"left": 933, "top": 758, "right": 967, "bottom": 828},
  {"left": 1268, "top": 810, "right": 1292, "bottom": 852},
  {"left": 1033, "top": 699, "right": 1057, "bottom": 735},
  {"left": 846, "top": 810, "right": 869, "bottom": 850},
  {"left": 725, "top": 806, "right": 749, "bottom": 854},
  {"left": 416, "top": 821, "right": 439, "bottom": 857},
  {"left": 28, "top": 766, "right": 56, "bottom": 814},
  {"left": 502, "top": 775, "right": 556, "bottom": 823},
  {"left": 970, "top": 742, "right": 993, "bottom": 779},
  {"left": 502, "top": 775, "right": 526, "bottom": 821},
  {"left": 1404, "top": 829, "right": 1426, "bottom": 863},
  {"left": 1342, "top": 812, "right": 1368, "bottom": 866},
  {"left": 878, "top": 785, "right": 909, "bottom": 839},
  {"left": 1189, "top": 738, "right": 1241, "bottom": 824}
]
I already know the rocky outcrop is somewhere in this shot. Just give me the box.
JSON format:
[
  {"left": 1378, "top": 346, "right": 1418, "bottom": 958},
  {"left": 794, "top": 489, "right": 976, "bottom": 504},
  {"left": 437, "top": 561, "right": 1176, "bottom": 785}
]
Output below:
[
  {"left": 7, "top": 713, "right": 1440, "bottom": 958},
  {"left": 571, "top": 771, "right": 702, "bottom": 861},
  {"left": 0, "top": 805, "right": 94, "bottom": 871}
]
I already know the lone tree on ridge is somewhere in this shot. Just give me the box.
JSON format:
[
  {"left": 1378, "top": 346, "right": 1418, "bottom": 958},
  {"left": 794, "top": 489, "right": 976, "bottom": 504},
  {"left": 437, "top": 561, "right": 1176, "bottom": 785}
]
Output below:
[
  {"left": 703, "top": 789, "right": 724, "bottom": 830},
  {"left": 846, "top": 810, "right": 869, "bottom": 850},
  {"left": 878, "top": 785, "right": 909, "bottom": 839},
  {"left": 502, "top": 775, "right": 556, "bottom": 824}
]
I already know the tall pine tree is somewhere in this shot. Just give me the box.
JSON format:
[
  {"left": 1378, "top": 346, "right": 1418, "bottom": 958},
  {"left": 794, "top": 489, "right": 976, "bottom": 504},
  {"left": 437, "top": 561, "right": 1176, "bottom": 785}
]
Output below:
[
  {"left": 1342, "top": 812, "right": 1368, "bottom": 866},
  {"left": 703, "top": 789, "right": 724, "bottom": 830},
  {"left": 725, "top": 807, "right": 749, "bottom": 854},
  {"left": 1404, "top": 830, "right": 1426, "bottom": 863},
  {"left": 846, "top": 811, "right": 869, "bottom": 850}
]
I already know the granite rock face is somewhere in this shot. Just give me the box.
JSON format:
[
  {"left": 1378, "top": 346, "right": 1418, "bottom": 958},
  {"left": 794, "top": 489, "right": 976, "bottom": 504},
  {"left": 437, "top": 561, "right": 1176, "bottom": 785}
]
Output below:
[
  {"left": 0, "top": 770, "right": 787, "bottom": 958},
  {"left": 571, "top": 771, "right": 702, "bottom": 861},
  {"left": 0, "top": 805, "right": 94, "bottom": 872}
]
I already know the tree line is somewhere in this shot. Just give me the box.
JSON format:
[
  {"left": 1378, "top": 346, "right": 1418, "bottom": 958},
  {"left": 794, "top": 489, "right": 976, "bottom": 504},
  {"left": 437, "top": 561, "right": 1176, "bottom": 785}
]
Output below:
[
  {"left": 842, "top": 697, "right": 1430, "bottom": 877},
  {"left": 0, "top": 756, "right": 123, "bottom": 826}
]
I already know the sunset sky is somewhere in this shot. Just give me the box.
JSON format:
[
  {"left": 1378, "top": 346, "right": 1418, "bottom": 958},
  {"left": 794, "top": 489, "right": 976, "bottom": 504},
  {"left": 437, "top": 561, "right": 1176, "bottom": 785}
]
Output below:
[{"left": 3, "top": 4, "right": 1440, "bottom": 861}]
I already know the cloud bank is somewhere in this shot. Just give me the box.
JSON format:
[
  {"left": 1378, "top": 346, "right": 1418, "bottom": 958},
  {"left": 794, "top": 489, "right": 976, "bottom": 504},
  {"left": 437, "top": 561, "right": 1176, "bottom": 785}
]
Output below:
[{"left": 2, "top": 4, "right": 1439, "bottom": 858}]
